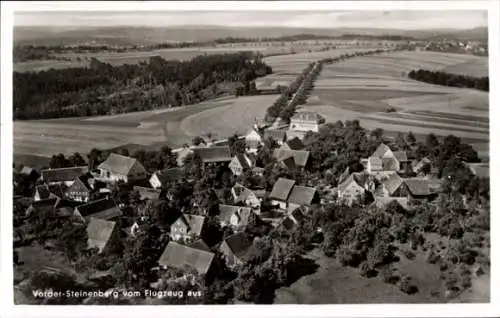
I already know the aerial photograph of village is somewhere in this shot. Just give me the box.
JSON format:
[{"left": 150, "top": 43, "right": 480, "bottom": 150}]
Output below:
[{"left": 10, "top": 7, "right": 490, "bottom": 306}]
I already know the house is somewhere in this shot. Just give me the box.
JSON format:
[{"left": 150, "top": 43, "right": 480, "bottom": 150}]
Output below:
[
  {"left": 33, "top": 184, "right": 55, "bottom": 202},
  {"left": 74, "top": 197, "right": 122, "bottom": 223},
  {"left": 372, "top": 197, "right": 410, "bottom": 211},
  {"left": 149, "top": 167, "right": 184, "bottom": 189},
  {"left": 262, "top": 129, "right": 287, "bottom": 145},
  {"left": 231, "top": 183, "right": 262, "bottom": 211},
  {"left": 97, "top": 153, "right": 147, "bottom": 183},
  {"left": 229, "top": 154, "right": 254, "bottom": 176},
  {"left": 219, "top": 232, "right": 255, "bottom": 268},
  {"left": 281, "top": 206, "right": 307, "bottom": 230},
  {"left": 269, "top": 178, "right": 296, "bottom": 209},
  {"left": 25, "top": 197, "right": 59, "bottom": 217},
  {"left": 391, "top": 151, "right": 411, "bottom": 171},
  {"left": 376, "top": 173, "right": 405, "bottom": 197},
  {"left": 245, "top": 127, "right": 264, "bottom": 153},
  {"left": 372, "top": 143, "right": 393, "bottom": 158},
  {"left": 287, "top": 185, "right": 319, "bottom": 211},
  {"left": 403, "top": 178, "right": 442, "bottom": 200},
  {"left": 337, "top": 173, "right": 369, "bottom": 206},
  {"left": 158, "top": 242, "right": 218, "bottom": 282},
  {"left": 86, "top": 217, "right": 119, "bottom": 254},
  {"left": 252, "top": 167, "right": 265, "bottom": 177},
  {"left": 289, "top": 111, "right": 324, "bottom": 132},
  {"left": 465, "top": 163, "right": 489, "bottom": 179},
  {"left": 412, "top": 157, "right": 432, "bottom": 175},
  {"left": 19, "top": 166, "right": 39, "bottom": 178},
  {"left": 192, "top": 146, "right": 232, "bottom": 165},
  {"left": 175, "top": 147, "right": 194, "bottom": 167},
  {"left": 65, "top": 176, "right": 92, "bottom": 202},
  {"left": 217, "top": 204, "right": 255, "bottom": 230},
  {"left": 41, "top": 166, "right": 88, "bottom": 186},
  {"left": 170, "top": 214, "right": 206, "bottom": 242},
  {"left": 366, "top": 157, "right": 383, "bottom": 174},
  {"left": 133, "top": 186, "right": 161, "bottom": 201},
  {"left": 274, "top": 148, "right": 310, "bottom": 169}
]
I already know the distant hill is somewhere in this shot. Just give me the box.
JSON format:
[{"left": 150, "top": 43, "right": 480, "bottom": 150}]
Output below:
[{"left": 13, "top": 26, "right": 488, "bottom": 46}]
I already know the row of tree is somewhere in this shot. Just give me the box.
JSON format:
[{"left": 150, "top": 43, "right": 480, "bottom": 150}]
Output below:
[{"left": 408, "top": 69, "right": 489, "bottom": 92}]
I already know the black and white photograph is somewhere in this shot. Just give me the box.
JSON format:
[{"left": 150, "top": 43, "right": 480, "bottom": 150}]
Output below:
[{"left": 1, "top": 1, "right": 498, "bottom": 317}]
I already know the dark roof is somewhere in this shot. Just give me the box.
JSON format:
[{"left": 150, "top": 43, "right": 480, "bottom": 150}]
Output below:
[
  {"left": 188, "top": 239, "right": 212, "bottom": 252},
  {"left": 287, "top": 186, "right": 317, "bottom": 206},
  {"left": 286, "top": 137, "right": 306, "bottom": 150},
  {"left": 49, "top": 183, "right": 67, "bottom": 199},
  {"left": 373, "top": 197, "right": 409, "bottom": 211},
  {"left": 382, "top": 173, "right": 404, "bottom": 195},
  {"left": 193, "top": 146, "right": 232, "bottom": 163},
  {"left": 86, "top": 217, "right": 117, "bottom": 253},
  {"left": 56, "top": 206, "right": 74, "bottom": 217},
  {"left": 26, "top": 197, "right": 59, "bottom": 216},
  {"left": 404, "top": 178, "right": 442, "bottom": 196},
  {"left": 232, "top": 154, "right": 254, "bottom": 170},
  {"left": 263, "top": 129, "right": 287, "bottom": 142},
  {"left": 270, "top": 178, "right": 296, "bottom": 201},
  {"left": 98, "top": 153, "right": 142, "bottom": 175},
  {"left": 288, "top": 206, "right": 306, "bottom": 223},
  {"left": 274, "top": 149, "right": 310, "bottom": 168},
  {"left": 34, "top": 185, "right": 51, "bottom": 200},
  {"left": 41, "top": 166, "right": 88, "bottom": 183},
  {"left": 392, "top": 151, "right": 409, "bottom": 162},
  {"left": 372, "top": 143, "right": 391, "bottom": 158},
  {"left": 174, "top": 214, "right": 206, "bottom": 236},
  {"left": 75, "top": 198, "right": 121, "bottom": 221},
  {"left": 281, "top": 217, "right": 297, "bottom": 230},
  {"left": 158, "top": 242, "right": 215, "bottom": 275},
  {"left": 152, "top": 167, "right": 184, "bottom": 184},
  {"left": 217, "top": 205, "right": 253, "bottom": 226},
  {"left": 222, "top": 232, "right": 254, "bottom": 261},
  {"left": 133, "top": 186, "right": 161, "bottom": 200},
  {"left": 291, "top": 111, "right": 324, "bottom": 123}
]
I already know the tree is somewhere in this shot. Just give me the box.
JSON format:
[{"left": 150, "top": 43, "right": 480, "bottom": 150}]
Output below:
[
  {"left": 406, "top": 131, "right": 416, "bottom": 145},
  {"left": 49, "top": 153, "right": 70, "bottom": 168},
  {"left": 68, "top": 152, "right": 86, "bottom": 166},
  {"left": 118, "top": 148, "right": 130, "bottom": 156},
  {"left": 426, "top": 133, "right": 440, "bottom": 149}
]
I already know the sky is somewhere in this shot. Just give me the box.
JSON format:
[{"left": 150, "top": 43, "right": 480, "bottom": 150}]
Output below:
[{"left": 14, "top": 10, "right": 488, "bottom": 30}]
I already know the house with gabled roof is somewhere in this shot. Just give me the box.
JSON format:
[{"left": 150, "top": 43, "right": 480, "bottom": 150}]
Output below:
[
  {"left": 289, "top": 111, "right": 325, "bottom": 132},
  {"left": 219, "top": 232, "right": 255, "bottom": 269},
  {"left": 376, "top": 173, "right": 405, "bottom": 197},
  {"left": 372, "top": 197, "right": 410, "bottom": 212},
  {"left": 337, "top": 173, "right": 371, "bottom": 206},
  {"left": 245, "top": 127, "right": 264, "bottom": 154},
  {"left": 98, "top": 153, "right": 147, "bottom": 183},
  {"left": 263, "top": 129, "right": 287, "bottom": 145},
  {"left": 192, "top": 146, "right": 232, "bottom": 165},
  {"left": 372, "top": 143, "right": 393, "bottom": 158},
  {"left": 33, "top": 184, "right": 54, "bottom": 202},
  {"left": 231, "top": 183, "right": 262, "bottom": 211},
  {"left": 133, "top": 186, "right": 161, "bottom": 201},
  {"left": 41, "top": 166, "right": 88, "bottom": 186},
  {"left": 269, "top": 178, "right": 296, "bottom": 209},
  {"left": 149, "top": 167, "right": 184, "bottom": 189},
  {"left": 158, "top": 242, "right": 219, "bottom": 282},
  {"left": 287, "top": 185, "right": 319, "bottom": 211},
  {"left": 20, "top": 166, "right": 39, "bottom": 178},
  {"left": 281, "top": 206, "right": 307, "bottom": 230},
  {"left": 229, "top": 154, "right": 254, "bottom": 176},
  {"left": 86, "top": 217, "right": 119, "bottom": 254},
  {"left": 403, "top": 178, "right": 442, "bottom": 200},
  {"left": 170, "top": 214, "right": 207, "bottom": 242},
  {"left": 74, "top": 197, "right": 122, "bottom": 223},
  {"left": 217, "top": 204, "right": 256, "bottom": 230},
  {"left": 65, "top": 176, "right": 92, "bottom": 202},
  {"left": 274, "top": 148, "right": 310, "bottom": 169}
]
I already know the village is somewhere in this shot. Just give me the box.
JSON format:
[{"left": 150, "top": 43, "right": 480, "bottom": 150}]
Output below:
[{"left": 13, "top": 100, "right": 490, "bottom": 304}]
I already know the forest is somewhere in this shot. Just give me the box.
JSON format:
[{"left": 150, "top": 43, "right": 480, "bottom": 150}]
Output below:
[
  {"left": 13, "top": 52, "right": 272, "bottom": 120},
  {"left": 408, "top": 69, "right": 489, "bottom": 92}
]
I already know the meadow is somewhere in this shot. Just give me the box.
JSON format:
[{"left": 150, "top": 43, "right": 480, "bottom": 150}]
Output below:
[
  {"left": 301, "top": 51, "right": 489, "bottom": 155},
  {"left": 14, "top": 95, "right": 278, "bottom": 158}
]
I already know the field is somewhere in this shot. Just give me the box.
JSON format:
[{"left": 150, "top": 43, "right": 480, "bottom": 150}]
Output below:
[
  {"left": 301, "top": 51, "right": 489, "bottom": 155},
  {"left": 14, "top": 95, "right": 278, "bottom": 158}
]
